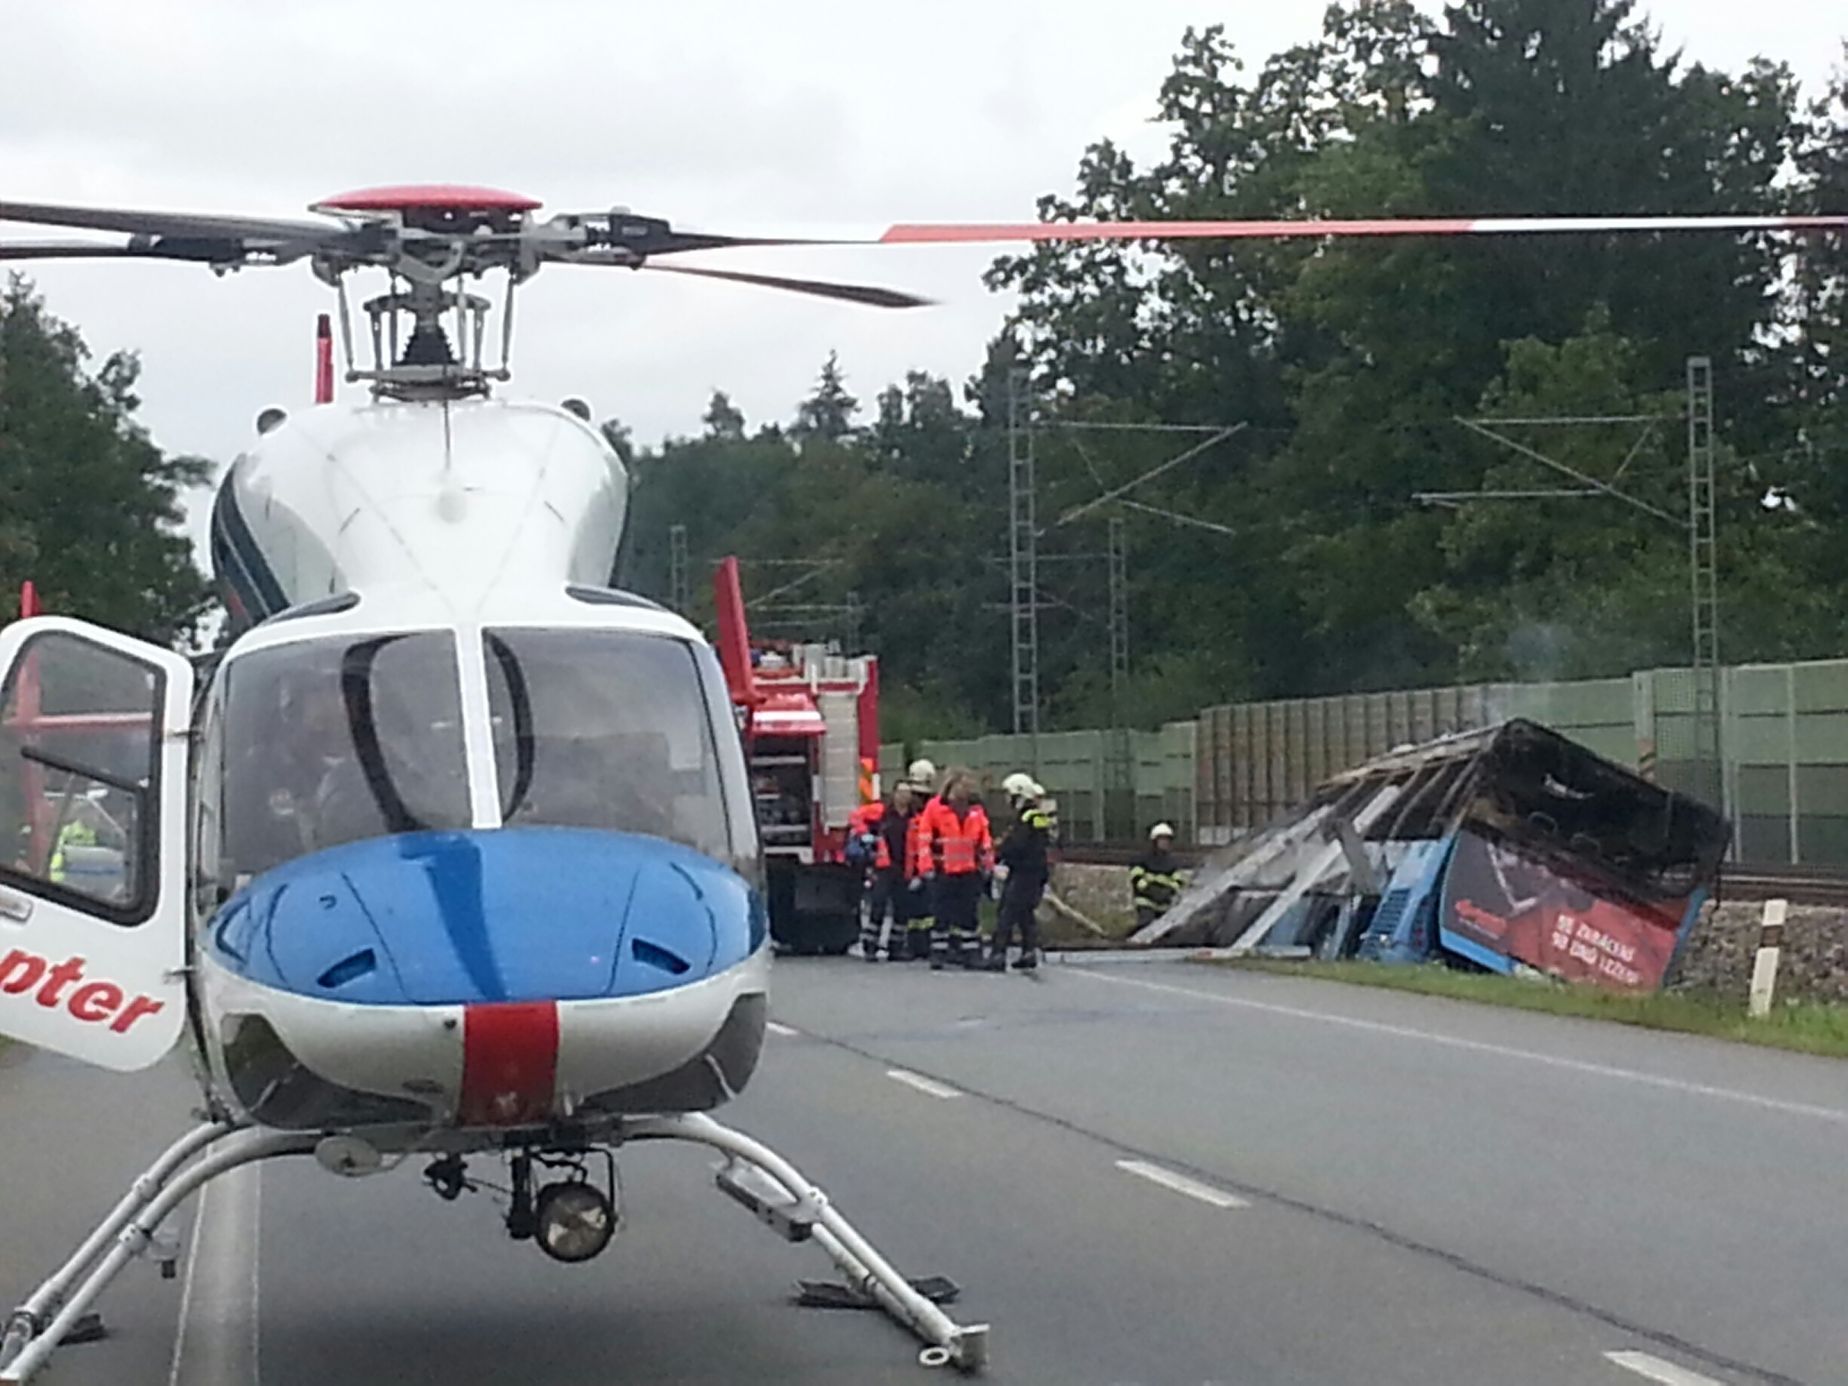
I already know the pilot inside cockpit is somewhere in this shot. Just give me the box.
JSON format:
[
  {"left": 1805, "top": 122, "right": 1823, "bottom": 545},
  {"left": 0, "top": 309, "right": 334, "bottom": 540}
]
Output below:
[
  {"left": 215, "top": 625, "right": 744, "bottom": 883},
  {"left": 244, "top": 665, "right": 374, "bottom": 860},
  {"left": 222, "top": 632, "right": 472, "bottom": 879}
]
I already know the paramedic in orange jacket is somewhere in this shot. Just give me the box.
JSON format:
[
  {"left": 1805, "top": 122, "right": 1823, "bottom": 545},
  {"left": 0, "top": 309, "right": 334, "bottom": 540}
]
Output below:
[{"left": 912, "top": 769, "right": 993, "bottom": 970}]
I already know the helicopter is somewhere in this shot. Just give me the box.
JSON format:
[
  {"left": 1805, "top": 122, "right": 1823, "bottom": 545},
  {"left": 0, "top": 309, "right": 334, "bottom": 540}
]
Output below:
[{"left": 0, "top": 185, "right": 1842, "bottom": 1382}]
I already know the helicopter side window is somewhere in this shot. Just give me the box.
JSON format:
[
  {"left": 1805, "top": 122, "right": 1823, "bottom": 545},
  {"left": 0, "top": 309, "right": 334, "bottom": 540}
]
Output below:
[
  {"left": 217, "top": 632, "right": 470, "bottom": 883},
  {"left": 0, "top": 633, "right": 160, "bottom": 922},
  {"left": 484, "top": 629, "right": 733, "bottom": 863}
]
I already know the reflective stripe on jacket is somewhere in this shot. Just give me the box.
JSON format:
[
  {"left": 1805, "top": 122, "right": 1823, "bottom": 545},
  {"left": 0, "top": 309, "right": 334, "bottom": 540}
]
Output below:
[
  {"left": 913, "top": 797, "right": 993, "bottom": 877},
  {"left": 998, "top": 804, "right": 1055, "bottom": 888},
  {"left": 1129, "top": 853, "right": 1185, "bottom": 910}
]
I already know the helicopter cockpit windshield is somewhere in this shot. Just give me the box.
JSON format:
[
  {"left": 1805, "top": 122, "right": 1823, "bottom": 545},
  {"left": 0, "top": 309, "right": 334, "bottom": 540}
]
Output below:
[
  {"left": 218, "top": 631, "right": 472, "bottom": 880},
  {"left": 209, "top": 624, "right": 747, "bottom": 891},
  {"left": 482, "top": 627, "right": 735, "bottom": 864}
]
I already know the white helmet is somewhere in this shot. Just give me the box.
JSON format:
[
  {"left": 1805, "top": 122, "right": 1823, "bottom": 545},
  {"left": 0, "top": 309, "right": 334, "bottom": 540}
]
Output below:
[
  {"left": 1149, "top": 822, "right": 1175, "bottom": 841},
  {"left": 907, "top": 758, "right": 937, "bottom": 790},
  {"left": 1000, "top": 771, "right": 1038, "bottom": 801}
]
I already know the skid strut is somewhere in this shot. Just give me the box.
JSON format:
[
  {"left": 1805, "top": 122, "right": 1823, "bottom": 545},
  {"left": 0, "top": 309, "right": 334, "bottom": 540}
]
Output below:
[
  {"left": 626, "top": 1112, "right": 990, "bottom": 1372},
  {"left": 2, "top": 1115, "right": 988, "bottom": 1378},
  {"left": 0, "top": 1116, "right": 231, "bottom": 1368},
  {"left": 0, "top": 1126, "right": 318, "bottom": 1384}
]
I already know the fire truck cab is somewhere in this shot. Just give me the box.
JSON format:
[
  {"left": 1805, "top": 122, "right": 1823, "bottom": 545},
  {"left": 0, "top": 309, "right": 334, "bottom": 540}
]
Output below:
[{"left": 712, "top": 559, "right": 879, "bottom": 955}]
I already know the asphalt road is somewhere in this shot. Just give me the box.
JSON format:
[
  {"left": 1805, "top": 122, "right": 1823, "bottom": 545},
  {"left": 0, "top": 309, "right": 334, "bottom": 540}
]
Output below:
[{"left": 3, "top": 958, "right": 1845, "bottom": 1385}]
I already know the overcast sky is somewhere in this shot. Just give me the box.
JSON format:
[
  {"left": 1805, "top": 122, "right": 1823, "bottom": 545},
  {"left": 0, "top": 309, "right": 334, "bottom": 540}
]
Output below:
[{"left": 1, "top": 1, "right": 1842, "bottom": 566}]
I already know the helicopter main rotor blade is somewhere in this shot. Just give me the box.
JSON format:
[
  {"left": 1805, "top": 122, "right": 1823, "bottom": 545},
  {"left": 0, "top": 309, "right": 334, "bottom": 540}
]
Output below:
[
  {"left": 0, "top": 240, "right": 160, "bottom": 261},
  {"left": 641, "top": 262, "right": 932, "bottom": 308},
  {"left": 871, "top": 213, "right": 1848, "bottom": 244},
  {"left": 662, "top": 212, "right": 1848, "bottom": 249},
  {"left": 0, "top": 198, "right": 342, "bottom": 244},
  {"left": 0, "top": 236, "right": 282, "bottom": 264}
]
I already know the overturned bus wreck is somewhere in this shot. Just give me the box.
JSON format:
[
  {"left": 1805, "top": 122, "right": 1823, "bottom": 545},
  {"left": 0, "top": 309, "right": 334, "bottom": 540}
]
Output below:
[{"left": 1135, "top": 719, "right": 1730, "bottom": 992}]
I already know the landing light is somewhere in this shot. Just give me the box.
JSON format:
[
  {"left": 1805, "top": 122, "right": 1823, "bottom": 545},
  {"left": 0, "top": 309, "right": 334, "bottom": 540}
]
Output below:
[{"left": 534, "top": 1180, "right": 617, "bottom": 1263}]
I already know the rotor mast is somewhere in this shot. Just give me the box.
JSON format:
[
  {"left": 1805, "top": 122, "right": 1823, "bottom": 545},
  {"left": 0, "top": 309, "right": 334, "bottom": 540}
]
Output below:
[{"left": 308, "top": 186, "right": 540, "bottom": 402}]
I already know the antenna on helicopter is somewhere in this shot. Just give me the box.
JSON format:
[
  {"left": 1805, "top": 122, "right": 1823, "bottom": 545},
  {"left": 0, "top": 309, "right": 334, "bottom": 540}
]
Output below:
[{"left": 313, "top": 313, "right": 334, "bottom": 404}]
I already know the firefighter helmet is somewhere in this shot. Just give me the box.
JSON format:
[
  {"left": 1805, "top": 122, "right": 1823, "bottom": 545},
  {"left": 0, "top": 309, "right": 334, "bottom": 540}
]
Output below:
[{"left": 1000, "top": 771, "right": 1038, "bottom": 801}]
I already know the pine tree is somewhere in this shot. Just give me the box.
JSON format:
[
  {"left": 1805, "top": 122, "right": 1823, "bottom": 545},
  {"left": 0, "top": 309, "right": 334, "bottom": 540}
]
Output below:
[
  {"left": 702, "top": 389, "right": 746, "bottom": 440},
  {"left": 792, "top": 351, "right": 859, "bottom": 443}
]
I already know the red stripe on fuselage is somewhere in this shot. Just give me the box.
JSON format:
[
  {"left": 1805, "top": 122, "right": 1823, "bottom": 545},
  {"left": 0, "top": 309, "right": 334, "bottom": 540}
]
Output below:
[{"left": 459, "top": 1002, "right": 559, "bottom": 1127}]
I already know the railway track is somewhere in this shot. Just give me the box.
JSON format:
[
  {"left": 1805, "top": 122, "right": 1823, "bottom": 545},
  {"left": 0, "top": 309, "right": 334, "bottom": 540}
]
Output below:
[
  {"left": 1715, "top": 862, "right": 1848, "bottom": 905},
  {"left": 1061, "top": 843, "right": 1848, "bottom": 906}
]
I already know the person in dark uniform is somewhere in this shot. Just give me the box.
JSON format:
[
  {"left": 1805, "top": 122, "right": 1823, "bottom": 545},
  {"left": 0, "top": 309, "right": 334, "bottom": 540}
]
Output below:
[
  {"left": 986, "top": 773, "right": 1056, "bottom": 972},
  {"left": 1129, "top": 823, "right": 1186, "bottom": 932},
  {"left": 852, "top": 781, "right": 920, "bottom": 961}
]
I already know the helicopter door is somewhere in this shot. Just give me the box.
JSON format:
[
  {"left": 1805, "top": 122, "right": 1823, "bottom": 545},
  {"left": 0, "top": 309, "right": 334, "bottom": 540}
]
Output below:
[{"left": 0, "top": 617, "right": 193, "bottom": 1071}]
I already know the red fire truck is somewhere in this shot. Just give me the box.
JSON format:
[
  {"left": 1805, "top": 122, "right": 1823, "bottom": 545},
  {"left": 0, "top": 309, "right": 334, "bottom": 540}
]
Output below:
[{"left": 711, "top": 557, "right": 879, "bottom": 955}]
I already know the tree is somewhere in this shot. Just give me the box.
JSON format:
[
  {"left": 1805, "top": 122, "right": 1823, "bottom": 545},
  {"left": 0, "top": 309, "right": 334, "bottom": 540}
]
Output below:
[
  {"left": 599, "top": 416, "right": 637, "bottom": 467},
  {"left": 0, "top": 278, "right": 210, "bottom": 645},
  {"left": 702, "top": 389, "right": 746, "bottom": 440},
  {"left": 621, "top": 9, "right": 1842, "bottom": 734},
  {"left": 986, "top": 3, "right": 1822, "bottom": 700},
  {"left": 791, "top": 351, "right": 859, "bottom": 444}
]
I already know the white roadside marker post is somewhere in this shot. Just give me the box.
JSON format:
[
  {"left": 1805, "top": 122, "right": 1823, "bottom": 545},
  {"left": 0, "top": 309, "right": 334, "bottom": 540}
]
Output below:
[{"left": 1747, "top": 898, "right": 1787, "bottom": 1020}]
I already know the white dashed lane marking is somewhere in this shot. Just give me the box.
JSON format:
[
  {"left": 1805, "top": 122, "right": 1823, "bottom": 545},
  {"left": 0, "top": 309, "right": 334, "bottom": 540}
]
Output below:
[
  {"left": 1604, "top": 1350, "right": 1726, "bottom": 1385},
  {"left": 765, "top": 1021, "right": 798, "bottom": 1037},
  {"left": 885, "top": 1069, "right": 962, "bottom": 1099},
  {"left": 1115, "top": 1159, "right": 1250, "bottom": 1210}
]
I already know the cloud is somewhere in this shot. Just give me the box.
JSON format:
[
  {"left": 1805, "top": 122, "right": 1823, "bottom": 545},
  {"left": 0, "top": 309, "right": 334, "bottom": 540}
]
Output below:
[{"left": 3, "top": 0, "right": 1840, "bottom": 578}]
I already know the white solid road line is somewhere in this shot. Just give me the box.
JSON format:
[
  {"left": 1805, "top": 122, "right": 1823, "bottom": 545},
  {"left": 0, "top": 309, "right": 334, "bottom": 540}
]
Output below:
[
  {"left": 164, "top": 1174, "right": 213, "bottom": 1386},
  {"left": 1605, "top": 1349, "right": 1726, "bottom": 1385},
  {"left": 765, "top": 1021, "right": 798, "bottom": 1037},
  {"left": 885, "top": 1068, "right": 963, "bottom": 1099},
  {"left": 1115, "top": 1159, "right": 1251, "bottom": 1210},
  {"left": 166, "top": 1155, "right": 263, "bottom": 1386},
  {"left": 1074, "top": 970, "right": 1848, "bottom": 1125}
]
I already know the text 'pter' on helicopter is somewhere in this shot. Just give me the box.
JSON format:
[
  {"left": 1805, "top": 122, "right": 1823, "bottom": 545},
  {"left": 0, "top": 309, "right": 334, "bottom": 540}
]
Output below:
[{"left": 0, "top": 184, "right": 1842, "bottom": 1381}]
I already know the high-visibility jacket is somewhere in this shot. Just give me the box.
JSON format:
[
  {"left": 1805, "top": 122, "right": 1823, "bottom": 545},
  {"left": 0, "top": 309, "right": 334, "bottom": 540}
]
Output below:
[
  {"left": 913, "top": 797, "right": 993, "bottom": 877},
  {"left": 48, "top": 818, "right": 97, "bottom": 884},
  {"left": 846, "top": 802, "right": 887, "bottom": 868},
  {"left": 1130, "top": 850, "right": 1186, "bottom": 912},
  {"left": 848, "top": 800, "right": 920, "bottom": 874}
]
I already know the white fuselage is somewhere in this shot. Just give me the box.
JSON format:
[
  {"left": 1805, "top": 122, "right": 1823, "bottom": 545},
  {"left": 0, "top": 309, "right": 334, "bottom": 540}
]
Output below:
[
  {"left": 212, "top": 397, "right": 629, "bottom": 622},
  {"left": 190, "top": 396, "right": 769, "bottom": 1146}
]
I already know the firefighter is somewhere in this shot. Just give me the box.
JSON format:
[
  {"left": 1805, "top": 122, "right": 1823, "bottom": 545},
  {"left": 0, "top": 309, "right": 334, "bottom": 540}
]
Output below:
[
  {"left": 1130, "top": 822, "right": 1187, "bottom": 931},
  {"left": 852, "top": 782, "right": 920, "bottom": 961},
  {"left": 986, "top": 773, "right": 1055, "bottom": 972},
  {"left": 899, "top": 761, "right": 940, "bottom": 960},
  {"left": 913, "top": 768, "right": 992, "bottom": 970}
]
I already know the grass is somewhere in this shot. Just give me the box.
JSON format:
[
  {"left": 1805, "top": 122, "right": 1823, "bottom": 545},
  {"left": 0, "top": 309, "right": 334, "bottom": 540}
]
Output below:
[{"left": 1216, "top": 958, "right": 1848, "bottom": 1060}]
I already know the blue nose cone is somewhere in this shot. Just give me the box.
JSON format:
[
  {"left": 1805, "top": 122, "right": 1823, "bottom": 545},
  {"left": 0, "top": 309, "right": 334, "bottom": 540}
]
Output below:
[{"left": 206, "top": 828, "right": 766, "bottom": 1006}]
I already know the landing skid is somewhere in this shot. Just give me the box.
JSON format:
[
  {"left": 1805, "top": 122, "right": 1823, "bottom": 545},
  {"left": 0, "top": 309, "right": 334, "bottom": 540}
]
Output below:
[
  {"left": 627, "top": 1113, "right": 989, "bottom": 1371},
  {"left": 0, "top": 1112, "right": 989, "bottom": 1381},
  {"left": 0, "top": 1121, "right": 318, "bottom": 1384}
]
